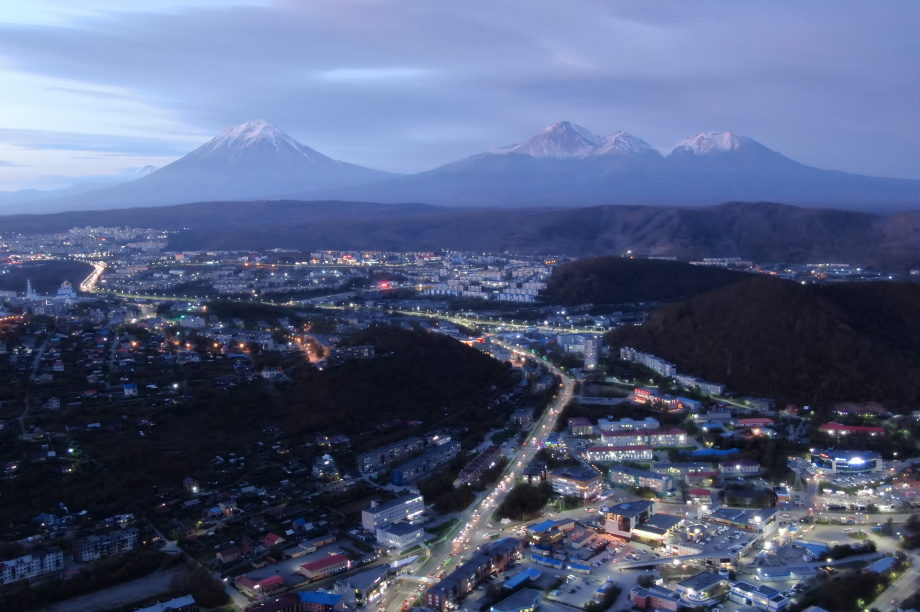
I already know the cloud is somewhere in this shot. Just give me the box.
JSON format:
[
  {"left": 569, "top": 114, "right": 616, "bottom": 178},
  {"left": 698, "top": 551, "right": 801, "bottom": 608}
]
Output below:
[
  {"left": 0, "top": 160, "right": 18, "bottom": 166},
  {"left": 0, "top": 128, "right": 194, "bottom": 156},
  {"left": 0, "top": 0, "right": 917, "bottom": 181}
]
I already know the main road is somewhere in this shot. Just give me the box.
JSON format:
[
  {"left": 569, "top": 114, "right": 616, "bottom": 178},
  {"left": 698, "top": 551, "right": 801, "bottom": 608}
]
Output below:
[{"left": 384, "top": 329, "right": 576, "bottom": 610}]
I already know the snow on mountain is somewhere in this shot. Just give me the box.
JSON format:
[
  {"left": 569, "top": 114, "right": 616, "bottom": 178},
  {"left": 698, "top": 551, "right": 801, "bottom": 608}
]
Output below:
[
  {"left": 494, "top": 121, "right": 657, "bottom": 159},
  {"left": 592, "top": 131, "right": 659, "bottom": 156},
  {"left": 495, "top": 121, "right": 601, "bottom": 158},
  {"left": 16, "top": 120, "right": 391, "bottom": 211},
  {"left": 670, "top": 131, "right": 761, "bottom": 155}
]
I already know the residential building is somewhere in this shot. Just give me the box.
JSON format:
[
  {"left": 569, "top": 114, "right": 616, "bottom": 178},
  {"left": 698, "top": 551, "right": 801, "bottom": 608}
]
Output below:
[
  {"left": 327, "top": 345, "right": 375, "bottom": 364},
  {"left": 510, "top": 408, "right": 533, "bottom": 429},
  {"left": 361, "top": 494, "right": 424, "bottom": 534},
  {"left": 608, "top": 466, "right": 675, "bottom": 496},
  {"left": 298, "top": 553, "right": 350, "bottom": 580},
  {"left": 73, "top": 527, "right": 138, "bottom": 562},
  {"left": 585, "top": 445, "right": 654, "bottom": 463},
  {"left": 630, "top": 585, "right": 680, "bottom": 611},
  {"left": 0, "top": 547, "right": 64, "bottom": 585},
  {"left": 583, "top": 337, "right": 599, "bottom": 371},
  {"left": 818, "top": 422, "right": 885, "bottom": 437},
  {"left": 521, "top": 461, "right": 546, "bottom": 486},
  {"left": 355, "top": 437, "right": 425, "bottom": 475},
  {"left": 547, "top": 466, "right": 602, "bottom": 499},
  {"left": 619, "top": 347, "right": 677, "bottom": 377},
  {"left": 719, "top": 459, "right": 761, "bottom": 477},
  {"left": 568, "top": 417, "right": 594, "bottom": 436},
  {"left": 598, "top": 430, "right": 646, "bottom": 447},
  {"left": 391, "top": 440, "right": 461, "bottom": 485},
  {"left": 647, "top": 428, "right": 688, "bottom": 447},
  {"left": 597, "top": 416, "right": 660, "bottom": 432},
  {"left": 455, "top": 446, "right": 502, "bottom": 487}
]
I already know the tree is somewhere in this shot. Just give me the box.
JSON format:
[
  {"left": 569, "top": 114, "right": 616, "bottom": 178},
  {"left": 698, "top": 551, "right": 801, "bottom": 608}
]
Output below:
[
  {"left": 906, "top": 513, "right": 920, "bottom": 532},
  {"left": 637, "top": 574, "right": 656, "bottom": 588}
]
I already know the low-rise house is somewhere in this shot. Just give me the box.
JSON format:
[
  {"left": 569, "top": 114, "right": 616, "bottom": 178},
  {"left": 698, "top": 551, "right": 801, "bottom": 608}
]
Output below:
[
  {"left": 298, "top": 553, "right": 350, "bottom": 580},
  {"left": 235, "top": 574, "right": 285, "bottom": 598}
]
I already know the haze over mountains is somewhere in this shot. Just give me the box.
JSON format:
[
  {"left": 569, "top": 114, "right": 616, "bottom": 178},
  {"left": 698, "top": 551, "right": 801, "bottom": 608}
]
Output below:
[{"left": 4, "top": 120, "right": 920, "bottom": 214}]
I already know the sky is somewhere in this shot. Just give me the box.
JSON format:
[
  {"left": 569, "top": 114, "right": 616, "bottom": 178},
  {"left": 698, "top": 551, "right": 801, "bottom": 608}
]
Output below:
[{"left": 0, "top": 0, "right": 918, "bottom": 191}]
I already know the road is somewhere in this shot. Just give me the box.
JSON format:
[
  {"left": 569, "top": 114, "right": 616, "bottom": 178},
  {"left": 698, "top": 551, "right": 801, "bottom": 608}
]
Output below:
[
  {"left": 33, "top": 567, "right": 183, "bottom": 612},
  {"left": 384, "top": 332, "right": 575, "bottom": 610},
  {"left": 873, "top": 558, "right": 920, "bottom": 612}
]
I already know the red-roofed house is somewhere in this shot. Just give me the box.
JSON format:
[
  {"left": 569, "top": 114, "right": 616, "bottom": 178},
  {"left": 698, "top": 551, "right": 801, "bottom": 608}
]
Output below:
[
  {"left": 737, "top": 418, "right": 774, "bottom": 427},
  {"left": 298, "top": 553, "right": 350, "bottom": 580},
  {"left": 235, "top": 574, "right": 285, "bottom": 598},
  {"left": 688, "top": 488, "right": 712, "bottom": 502},
  {"left": 819, "top": 422, "right": 885, "bottom": 437},
  {"left": 263, "top": 533, "right": 286, "bottom": 548}
]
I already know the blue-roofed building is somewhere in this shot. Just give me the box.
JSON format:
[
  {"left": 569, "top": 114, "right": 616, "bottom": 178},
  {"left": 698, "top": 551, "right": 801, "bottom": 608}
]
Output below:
[
  {"left": 729, "top": 581, "right": 789, "bottom": 612},
  {"left": 134, "top": 595, "right": 199, "bottom": 612},
  {"left": 864, "top": 556, "right": 897, "bottom": 575},
  {"left": 298, "top": 590, "right": 345, "bottom": 612},
  {"left": 504, "top": 568, "right": 541, "bottom": 590},
  {"left": 528, "top": 519, "right": 557, "bottom": 534}
]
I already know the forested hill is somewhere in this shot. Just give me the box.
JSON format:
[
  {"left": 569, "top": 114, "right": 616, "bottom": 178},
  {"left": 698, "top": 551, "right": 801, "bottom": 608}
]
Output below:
[
  {"left": 287, "top": 326, "right": 516, "bottom": 436},
  {"left": 541, "top": 257, "right": 750, "bottom": 305},
  {"left": 606, "top": 276, "right": 920, "bottom": 408}
]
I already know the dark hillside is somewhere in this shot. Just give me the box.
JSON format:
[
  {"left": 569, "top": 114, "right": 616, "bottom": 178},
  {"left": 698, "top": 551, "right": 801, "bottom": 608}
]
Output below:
[
  {"left": 606, "top": 276, "right": 920, "bottom": 407},
  {"left": 542, "top": 257, "right": 750, "bottom": 305},
  {"left": 287, "top": 326, "right": 516, "bottom": 435}
]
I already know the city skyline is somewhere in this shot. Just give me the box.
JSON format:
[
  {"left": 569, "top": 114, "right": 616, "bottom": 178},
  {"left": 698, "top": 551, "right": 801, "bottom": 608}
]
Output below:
[{"left": 1, "top": 0, "right": 919, "bottom": 191}]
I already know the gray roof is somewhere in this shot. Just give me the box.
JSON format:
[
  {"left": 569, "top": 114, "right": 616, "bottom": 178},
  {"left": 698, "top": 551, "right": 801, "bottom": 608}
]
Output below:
[
  {"left": 491, "top": 588, "right": 543, "bottom": 612},
  {"left": 678, "top": 571, "right": 724, "bottom": 592}
]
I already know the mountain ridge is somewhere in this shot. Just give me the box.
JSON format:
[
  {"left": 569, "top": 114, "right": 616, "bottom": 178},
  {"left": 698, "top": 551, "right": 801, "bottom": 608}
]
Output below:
[{"left": 4, "top": 120, "right": 920, "bottom": 213}]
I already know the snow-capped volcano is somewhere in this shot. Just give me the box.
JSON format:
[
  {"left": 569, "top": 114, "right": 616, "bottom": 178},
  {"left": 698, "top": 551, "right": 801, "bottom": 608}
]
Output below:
[
  {"left": 495, "top": 121, "right": 657, "bottom": 159},
  {"left": 670, "top": 131, "right": 762, "bottom": 155},
  {"left": 18, "top": 120, "right": 392, "bottom": 211},
  {"left": 496, "top": 121, "right": 600, "bottom": 158},
  {"left": 195, "top": 119, "right": 302, "bottom": 157},
  {"left": 592, "top": 131, "right": 659, "bottom": 156}
]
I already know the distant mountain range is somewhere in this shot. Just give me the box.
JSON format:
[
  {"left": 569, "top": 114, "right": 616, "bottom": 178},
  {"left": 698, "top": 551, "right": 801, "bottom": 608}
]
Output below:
[
  {"left": 2, "top": 200, "right": 919, "bottom": 270},
  {"left": 3, "top": 120, "right": 920, "bottom": 213}
]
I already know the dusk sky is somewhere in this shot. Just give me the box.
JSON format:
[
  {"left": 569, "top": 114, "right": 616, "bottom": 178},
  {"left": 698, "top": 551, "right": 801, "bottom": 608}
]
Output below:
[{"left": 1, "top": 0, "right": 918, "bottom": 191}]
